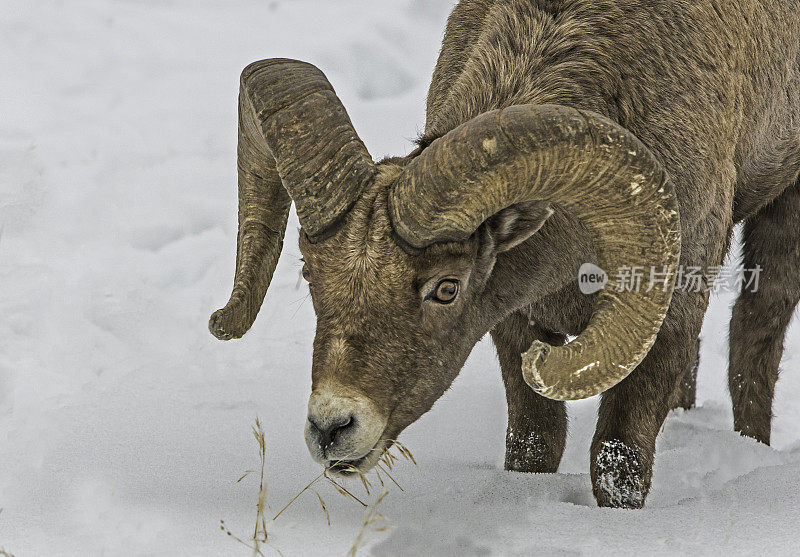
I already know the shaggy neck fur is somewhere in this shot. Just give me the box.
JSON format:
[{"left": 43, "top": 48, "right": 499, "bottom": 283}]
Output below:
[{"left": 422, "top": 0, "right": 629, "bottom": 144}]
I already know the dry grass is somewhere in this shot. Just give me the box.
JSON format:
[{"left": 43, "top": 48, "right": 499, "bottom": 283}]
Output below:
[
  {"left": 347, "top": 489, "right": 392, "bottom": 557},
  {"left": 0, "top": 507, "right": 15, "bottom": 557},
  {"left": 220, "top": 418, "right": 281, "bottom": 557},
  {"left": 222, "top": 418, "right": 415, "bottom": 556}
]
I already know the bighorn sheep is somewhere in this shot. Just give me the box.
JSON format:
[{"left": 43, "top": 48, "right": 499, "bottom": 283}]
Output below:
[{"left": 210, "top": 0, "right": 800, "bottom": 508}]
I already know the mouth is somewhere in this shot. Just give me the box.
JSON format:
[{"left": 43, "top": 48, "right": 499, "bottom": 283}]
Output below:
[
  {"left": 325, "top": 440, "right": 389, "bottom": 476},
  {"left": 326, "top": 456, "right": 369, "bottom": 476}
]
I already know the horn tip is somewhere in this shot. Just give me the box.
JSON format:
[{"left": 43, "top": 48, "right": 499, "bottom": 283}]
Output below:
[
  {"left": 521, "top": 340, "right": 550, "bottom": 391},
  {"left": 209, "top": 307, "right": 244, "bottom": 341}
]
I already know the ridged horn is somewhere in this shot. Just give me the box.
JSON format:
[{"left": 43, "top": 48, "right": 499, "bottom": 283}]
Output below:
[
  {"left": 209, "top": 59, "right": 375, "bottom": 340},
  {"left": 389, "top": 104, "right": 681, "bottom": 400}
]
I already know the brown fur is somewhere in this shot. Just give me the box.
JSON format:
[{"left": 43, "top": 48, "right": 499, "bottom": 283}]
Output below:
[{"left": 296, "top": 0, "right": 800, "bottom": 507}]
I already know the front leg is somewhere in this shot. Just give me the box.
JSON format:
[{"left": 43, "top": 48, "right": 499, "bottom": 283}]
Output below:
[
  {"left": 491, "top": 311, "right": 567, "bottom": 473},
  {"left": 591, "top": 289, "right": 708, "bottom": 507},
  {"left": 669, "top": 336, "right": 700, "bottom": 411}
]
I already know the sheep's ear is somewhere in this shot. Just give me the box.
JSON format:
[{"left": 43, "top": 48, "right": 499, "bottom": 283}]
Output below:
[{"left": 484, "top": 202, "right": 553, "bottom": 253}]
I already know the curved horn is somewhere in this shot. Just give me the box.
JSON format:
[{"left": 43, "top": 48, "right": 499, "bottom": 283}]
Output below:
[
  {"left": 389, "top": 104, "right": 680, "bottom": 400},
  {"left": 209, "top": 59, "right": 375, "bottom": 340}
]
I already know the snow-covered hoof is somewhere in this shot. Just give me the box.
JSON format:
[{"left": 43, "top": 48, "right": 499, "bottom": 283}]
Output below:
[
  {"left": 504, "top": 430, "right": 559, "bottom": 473},
  {"left": 592, "top": 440, "right": 649, "bottom": 508}
]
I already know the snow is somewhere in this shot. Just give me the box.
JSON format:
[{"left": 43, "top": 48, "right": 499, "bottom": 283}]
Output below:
[{"left": 2, "top": 1, "right": 800, "bottom": 555}]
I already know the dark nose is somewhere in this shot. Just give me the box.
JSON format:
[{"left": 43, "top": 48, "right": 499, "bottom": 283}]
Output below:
[{"left": 308, "top": 415, "right": 354, "bottom": 453}]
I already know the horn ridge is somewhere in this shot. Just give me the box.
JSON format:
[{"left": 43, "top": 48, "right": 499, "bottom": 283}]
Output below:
[
  {"left": 389, "top": 103, "right": 680, "bottom": 400},
  {"left": 209, "top": 58, "right": 375, "bottom": 340}
]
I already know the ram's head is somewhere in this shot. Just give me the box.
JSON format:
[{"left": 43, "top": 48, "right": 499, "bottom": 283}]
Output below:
[{"left": 209, "top": 59, "right": 680, "bottom": 472}]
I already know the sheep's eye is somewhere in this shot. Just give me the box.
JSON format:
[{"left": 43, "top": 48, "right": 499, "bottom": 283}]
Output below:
[
  {"left": 432, "top": 279, "right": 459, "bottom": 304},
  {"left": 301, "top": 265, "right": 311, "bottom": 282}
]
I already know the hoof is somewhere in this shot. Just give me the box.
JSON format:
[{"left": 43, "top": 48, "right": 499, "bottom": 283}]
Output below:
[
  {"left": 592, "top": 440, "right": 648, "bottom": 508},
  {"left": 505, "top": 430, "right": 559, "bottom": 473}
]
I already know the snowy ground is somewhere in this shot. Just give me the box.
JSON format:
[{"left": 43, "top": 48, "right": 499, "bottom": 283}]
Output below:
[{"left": 2, "top": 1, "right": 800, "bottom": 555}]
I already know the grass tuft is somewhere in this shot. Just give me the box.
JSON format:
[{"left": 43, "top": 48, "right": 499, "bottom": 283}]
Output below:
[
  {"left": 221, "top": 418, "right": 282, "bottom": 557},
  {"left": 222, "top": 421, "right": 416, "bottom": 556}
]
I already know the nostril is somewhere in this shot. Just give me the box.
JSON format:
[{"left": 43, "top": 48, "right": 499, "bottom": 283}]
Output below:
[
  {"left": 309, "top": 415, "right": 354, "bottom": 452},
  {"left": 336, "top": 416, "right": 353, "bottom": 431}
]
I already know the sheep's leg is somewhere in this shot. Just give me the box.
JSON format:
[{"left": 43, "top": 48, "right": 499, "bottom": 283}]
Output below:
[
  {"left": 729, "top": 179, "right": 800, "bottom": 445},
  {"left": 492, "top": 311, "right": 567, "bottom": 473},
  {"left": 591, "top": 287, "right": 710, "bottom": 508},
  {"left": 669, "top": 337, "right": 700, "bottom": 411}
]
